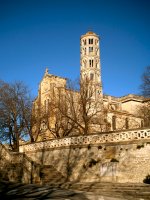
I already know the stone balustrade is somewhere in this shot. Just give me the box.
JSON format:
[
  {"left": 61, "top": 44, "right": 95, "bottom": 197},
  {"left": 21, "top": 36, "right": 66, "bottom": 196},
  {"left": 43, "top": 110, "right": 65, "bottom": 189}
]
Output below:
[{"left": 20, "top": 128, "right": 150, "bottom": 153}]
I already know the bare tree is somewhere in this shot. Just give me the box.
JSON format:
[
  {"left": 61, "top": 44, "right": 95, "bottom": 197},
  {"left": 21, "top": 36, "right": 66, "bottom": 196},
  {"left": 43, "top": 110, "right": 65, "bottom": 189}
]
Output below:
[
  {"left": 137, "top": 66, "right": 150, "bottom": 127},
  {"left": 140, "top": 66, "right": 150, "bottom": 97},
  {"left": 44, "top": 86, "right": 77, "bottom": 138},
  {"left": 137, "top": 101, "right": 150, "bottom": 128},
  {"left": 33, "top": 78, "right": 109, "bottom": 140},
  {"left": 31, "top": 99, "right": 48, "bottom": 141},
  {"left": 52, "top": 78, "right": 106, "bottom": 135},
  {"left": 0, "top": 80, "right": 33, "bottom": 151}
]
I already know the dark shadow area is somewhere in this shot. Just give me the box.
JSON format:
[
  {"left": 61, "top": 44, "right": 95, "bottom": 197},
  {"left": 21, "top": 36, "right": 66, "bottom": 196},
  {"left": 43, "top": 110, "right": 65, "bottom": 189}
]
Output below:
[{"left": 0, "top": 180, "right": 89, "bottom": 200}]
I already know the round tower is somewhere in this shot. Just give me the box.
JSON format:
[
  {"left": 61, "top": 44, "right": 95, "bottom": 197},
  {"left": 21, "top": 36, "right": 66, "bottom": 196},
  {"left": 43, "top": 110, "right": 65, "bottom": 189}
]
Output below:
[{"left": 80, "top": 31, "right": 103, "bottom": 98}]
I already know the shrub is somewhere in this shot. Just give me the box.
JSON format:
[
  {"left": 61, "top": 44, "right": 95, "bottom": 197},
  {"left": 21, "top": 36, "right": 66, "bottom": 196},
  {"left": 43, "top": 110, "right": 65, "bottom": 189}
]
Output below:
[
  {"left": 110, "top": 158, "right": 119, "bottom": 162},
  {"left": 89, "top": 158, "right": 98, "bottom": 167},
  {"left": 143, "top": 174, "right": 150, "bottom": 184},
  {"left": 137, "top": 144, "right": 144, "bottom": 149}
]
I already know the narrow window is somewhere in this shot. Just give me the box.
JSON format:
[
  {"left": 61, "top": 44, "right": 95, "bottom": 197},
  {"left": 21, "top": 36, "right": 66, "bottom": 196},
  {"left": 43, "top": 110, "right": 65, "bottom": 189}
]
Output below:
[
  {"left": 44, "top": 100, "right": 46, "bottom": 112},
  {"left": 112, "top": 116, "right": 116, "bottom": 130},
  {"left": 84, "top": 39, "right": 86, "bottom": 45},
  {"left": 141, "top": 120, "right": 144, "bottom": 128},
  {"left": 89, "top": 60, "right": 91, "bottom": 67},
  {"left": 84, "top": 48, "right": 86, "bottom": 55},
  {"left": 125, "top": 118, "right": 129, "bottom": 129},
  {"left": 89, "top": 59, "right": 93, "bottom": 67}
]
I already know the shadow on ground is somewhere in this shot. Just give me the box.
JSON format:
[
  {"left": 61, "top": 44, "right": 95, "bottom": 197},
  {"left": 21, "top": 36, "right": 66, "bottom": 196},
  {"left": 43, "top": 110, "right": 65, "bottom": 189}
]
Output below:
[{"left": 0, "top": 181, "right": 89, "bottom": 200}]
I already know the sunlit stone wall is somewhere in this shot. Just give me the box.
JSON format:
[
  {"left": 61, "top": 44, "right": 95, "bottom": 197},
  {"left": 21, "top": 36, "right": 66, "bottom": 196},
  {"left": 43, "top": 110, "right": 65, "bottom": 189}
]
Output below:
[
  {"left": 0, "top": 144, "right": 40, "bottom": 183},
  {"left": 19, "top": 128, "right": 150, "bottom": 183}
]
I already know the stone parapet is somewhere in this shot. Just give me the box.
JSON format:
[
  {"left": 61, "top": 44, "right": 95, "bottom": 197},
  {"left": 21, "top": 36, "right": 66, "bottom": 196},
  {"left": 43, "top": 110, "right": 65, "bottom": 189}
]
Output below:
[{"left": 20, "top": 128, "right": 150, "bottom": 152}]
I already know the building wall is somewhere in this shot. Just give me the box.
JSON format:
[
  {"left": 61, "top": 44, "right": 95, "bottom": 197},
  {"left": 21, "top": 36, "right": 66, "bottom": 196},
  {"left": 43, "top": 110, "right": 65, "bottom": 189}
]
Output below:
[{"left": 121, "top": 100, "right": 143, "bottom": 114}]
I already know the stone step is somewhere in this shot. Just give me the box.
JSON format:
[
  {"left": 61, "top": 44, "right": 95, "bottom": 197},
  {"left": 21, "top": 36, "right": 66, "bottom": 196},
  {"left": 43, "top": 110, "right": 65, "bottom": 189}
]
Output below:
[
  {"left": 58, "top": 182, "right": 150, "bottom": 199},
  {"left": 40, "top": 165, "right": 66, "bottom": 184}
]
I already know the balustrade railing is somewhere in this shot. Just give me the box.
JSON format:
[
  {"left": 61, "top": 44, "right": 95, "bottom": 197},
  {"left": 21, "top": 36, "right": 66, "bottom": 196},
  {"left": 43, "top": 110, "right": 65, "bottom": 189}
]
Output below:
[{"left": 20, "top": 128, "right": 150, "bottom": 152}]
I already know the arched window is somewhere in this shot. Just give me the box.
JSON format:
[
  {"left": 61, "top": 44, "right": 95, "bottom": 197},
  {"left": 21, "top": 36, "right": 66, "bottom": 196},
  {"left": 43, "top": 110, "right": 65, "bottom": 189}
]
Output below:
[
  {"left": 90, "top": 73, "right": 94, "bottom": 80},
  {"left": 89, "top": 47, "right": 93, "bottom": 53},
  {"left": 89, "top": 59, "right": 93, "bottom": 67},
  {"left": 89, "top": 38, "right": 93, "bottom": 44},
  {"left": 112, "top": 116, "right": 116, "bottom": 130}
]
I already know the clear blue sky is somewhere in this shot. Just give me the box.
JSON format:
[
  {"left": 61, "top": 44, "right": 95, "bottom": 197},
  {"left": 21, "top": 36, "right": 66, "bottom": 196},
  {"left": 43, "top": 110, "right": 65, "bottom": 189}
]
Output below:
[{"left": 0, "top": 0, "right": 150, "bottom": 97}]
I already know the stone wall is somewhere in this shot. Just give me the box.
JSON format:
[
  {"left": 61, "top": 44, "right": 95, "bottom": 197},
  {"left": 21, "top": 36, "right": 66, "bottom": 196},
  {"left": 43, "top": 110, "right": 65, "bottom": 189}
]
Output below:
[
  {"left": 20, "top": 128, "right": 150, "bottom": 183},
  {"left": 0, "top": 143, "right": 40, "bottom": 184}
]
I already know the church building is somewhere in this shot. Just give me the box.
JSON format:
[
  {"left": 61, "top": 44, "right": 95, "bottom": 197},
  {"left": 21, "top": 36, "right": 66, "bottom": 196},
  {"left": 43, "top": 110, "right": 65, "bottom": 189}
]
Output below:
[{"left": 32, "top": 31, "right": 146, "bottom": 141}]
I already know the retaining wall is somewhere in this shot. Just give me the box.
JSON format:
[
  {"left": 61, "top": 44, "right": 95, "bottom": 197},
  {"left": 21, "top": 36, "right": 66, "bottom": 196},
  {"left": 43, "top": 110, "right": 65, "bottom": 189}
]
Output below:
[{"left": 20, "top": 128, "right": 150, "bottom": 183}]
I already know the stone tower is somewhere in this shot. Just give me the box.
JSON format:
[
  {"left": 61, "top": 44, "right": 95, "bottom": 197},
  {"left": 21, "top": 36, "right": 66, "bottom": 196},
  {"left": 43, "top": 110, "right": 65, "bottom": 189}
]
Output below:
[{"left": 80, "top": 31, "right": 103, "bottom": 99}]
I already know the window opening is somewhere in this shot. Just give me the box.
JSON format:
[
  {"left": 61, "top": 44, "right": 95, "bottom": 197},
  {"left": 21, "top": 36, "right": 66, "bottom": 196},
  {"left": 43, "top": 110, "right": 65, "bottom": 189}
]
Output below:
[
  {"left": 89, "top": 47, "right": 93, "bottom": 52},
  {"left": 90, "top": 73, "right": 94, "bottom": 80},
  {"left": 89, "top": 38, "right": 93, "bottom": 44},
  {"left": 112, "top": 116, "right": 116, "bottom": 130}
]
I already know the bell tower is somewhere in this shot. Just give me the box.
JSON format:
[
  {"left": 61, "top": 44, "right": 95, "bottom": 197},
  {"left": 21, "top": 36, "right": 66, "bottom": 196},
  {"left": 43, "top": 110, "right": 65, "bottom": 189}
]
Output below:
[{"left": 80, "top": 31, "right": 103, "bottom": 99}]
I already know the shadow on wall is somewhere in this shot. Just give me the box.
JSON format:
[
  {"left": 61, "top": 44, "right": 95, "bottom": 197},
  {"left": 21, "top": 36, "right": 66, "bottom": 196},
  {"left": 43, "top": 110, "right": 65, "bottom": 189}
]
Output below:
[{"left": 37, "top": 144, "right": 120, "bottom": 183}]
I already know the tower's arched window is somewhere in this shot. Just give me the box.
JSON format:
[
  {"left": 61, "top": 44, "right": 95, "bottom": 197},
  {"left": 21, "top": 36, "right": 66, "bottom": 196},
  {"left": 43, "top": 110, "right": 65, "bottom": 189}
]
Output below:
[
  {"left": 89, "top": 59, "right": 93, "bottom": 67},
  {"left": 89, "top": 47, "right": 93, "bottom": 53},
  {"left": 112, "top": 116, "right": 116, "bottom": 130},
  {"left": 90, "top": 73, "right": 94, "bottom": 80},
  {"left": 84, "top": 48, "right": 86, "bottom": 55},
  {"left": 89, "top": 38, "right": 93, "bottom": 44},
  {"left": 84, "top": 39, "right": 86, "bottom": 45}
]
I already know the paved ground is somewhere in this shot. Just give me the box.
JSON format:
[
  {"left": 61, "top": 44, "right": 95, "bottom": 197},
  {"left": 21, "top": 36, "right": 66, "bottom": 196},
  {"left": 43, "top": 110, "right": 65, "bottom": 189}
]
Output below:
[{"left": 0, "top": 181, "right": 149, "bottom": 200}]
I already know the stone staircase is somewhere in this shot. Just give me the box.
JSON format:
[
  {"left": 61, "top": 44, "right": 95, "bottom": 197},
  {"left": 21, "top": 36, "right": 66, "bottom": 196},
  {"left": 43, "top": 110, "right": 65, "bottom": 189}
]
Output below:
[
  {"left": 47, "top": 182, "right": 150, "bottom": 200},
  {"left": 39, "top": 165, "right": 66, "bottom": 184},
  {"left": 0, "top": 143, "right": 66, "bottom": 184}
]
